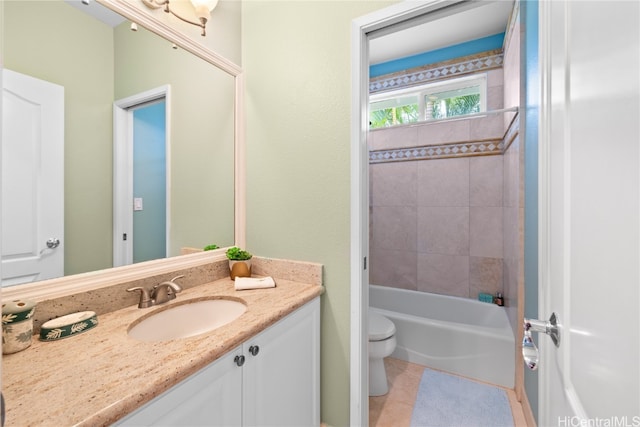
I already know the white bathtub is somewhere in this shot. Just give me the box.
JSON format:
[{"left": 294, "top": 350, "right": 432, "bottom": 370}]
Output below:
[{"left": 369, "top": 285, "right": 515, "bottom": 388}]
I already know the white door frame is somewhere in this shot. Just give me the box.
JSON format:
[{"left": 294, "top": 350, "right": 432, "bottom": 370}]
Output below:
[
  {"left": 113, "top": 85, "right": 171, "bottom": 267},
  {"left": 350, "top": 1, "right": 475, "bottom": 424}
]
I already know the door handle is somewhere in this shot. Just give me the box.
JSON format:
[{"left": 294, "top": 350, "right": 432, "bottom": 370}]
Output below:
[
  {"left": 522, "top": 312, "right": 560, "bottom": 371},
  {"left": 40, "top": 238, "right": 61, "bottom": 254},
  {"left": 46, "top": 238, "right": 60, "bottom": 249}
]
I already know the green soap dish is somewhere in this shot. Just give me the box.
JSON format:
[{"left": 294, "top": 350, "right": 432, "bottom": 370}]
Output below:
[{"left": 40, "top": 311, "right": 98, "bottom": 341}]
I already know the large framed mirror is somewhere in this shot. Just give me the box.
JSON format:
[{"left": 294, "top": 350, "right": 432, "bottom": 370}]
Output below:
[{"left": 2, "top": 0, "right": 245, "bottom": 300}]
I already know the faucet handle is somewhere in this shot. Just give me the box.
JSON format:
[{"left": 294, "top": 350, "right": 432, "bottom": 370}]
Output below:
[
  {"left": 154, "top": 275, "right": 184, "bottom": 293},
  {"left": 152, "top": 276, "right": 184, "bottom": 304},
  {"left": 127, "top": 286, "right": 153, "bottom": 308},
  {"left": 170, "top": 275, "right": 185, "bottom": 282}
]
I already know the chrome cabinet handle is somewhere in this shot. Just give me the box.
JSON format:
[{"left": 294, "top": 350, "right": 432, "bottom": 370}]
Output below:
[
  {"left": 234, "top": 355, "right": 245, "bottom": 367},
  {"left": 522, "top": 313, "right": 560, "bottom": 371}
]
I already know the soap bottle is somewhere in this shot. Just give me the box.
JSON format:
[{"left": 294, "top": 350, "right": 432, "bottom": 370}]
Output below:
[{"left": 494, "top": 292, "right": 504, "bottom": 306}]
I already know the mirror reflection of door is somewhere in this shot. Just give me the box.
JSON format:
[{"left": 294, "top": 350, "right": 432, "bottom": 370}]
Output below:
[
  {"left": 1, "top": 69, "right": 64, "bottom": 286},
  {"left": 132, "top": 100, "right": 167, "bottom": 263},
  {"left": 113, "top": 87, "right": 170, "bottom": 268}
]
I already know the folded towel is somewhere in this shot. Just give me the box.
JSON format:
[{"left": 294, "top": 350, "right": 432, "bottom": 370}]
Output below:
[{"left": 235, "top": 276, "right": 276, "bottom": 291}]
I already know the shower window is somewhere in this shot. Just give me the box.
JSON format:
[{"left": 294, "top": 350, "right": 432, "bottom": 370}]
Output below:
[
  {"left": 426, "top": 84, "right": 482, "bottom": 120},
  {"left": 370, "top": 95, "right": 419, "bottom": 128},
  {"left": 370, "top": 74, "right": 487, "bottom": 129}
]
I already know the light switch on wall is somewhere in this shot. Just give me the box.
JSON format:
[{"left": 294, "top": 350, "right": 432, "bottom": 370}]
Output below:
[{"left": 134, "top": 197, "right": 143, "bottom": 211}]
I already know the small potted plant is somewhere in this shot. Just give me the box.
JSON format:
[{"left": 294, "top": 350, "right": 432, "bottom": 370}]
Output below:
[{"left": 226, "top": 247, "right": 253, "bottom": 280}]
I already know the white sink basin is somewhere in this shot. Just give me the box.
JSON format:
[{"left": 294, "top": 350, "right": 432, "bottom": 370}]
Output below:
[{"left": 128, "top": 298, "right": 247, "bottom": 342}]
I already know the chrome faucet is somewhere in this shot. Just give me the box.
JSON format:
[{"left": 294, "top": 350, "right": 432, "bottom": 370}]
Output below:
[{"left": 127, "top": 275, "right": 184, "bottom": 308}]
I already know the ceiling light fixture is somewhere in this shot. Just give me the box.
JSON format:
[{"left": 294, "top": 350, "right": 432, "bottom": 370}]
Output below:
[{"left": 141, "top": 0, "right": 219, "bottom": 36}]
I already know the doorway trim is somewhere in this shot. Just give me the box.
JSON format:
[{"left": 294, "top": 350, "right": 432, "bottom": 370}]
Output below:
[
  {"left": 349, "top": 1, "right": 470, "bottom": 424},
  {"left": 113, "top": 85, "right": 171, "bottom": 267}
]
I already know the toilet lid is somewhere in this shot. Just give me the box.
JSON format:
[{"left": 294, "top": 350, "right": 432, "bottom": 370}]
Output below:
[{"left": 369, "top": 312, "right": 396, "bottom": 341}]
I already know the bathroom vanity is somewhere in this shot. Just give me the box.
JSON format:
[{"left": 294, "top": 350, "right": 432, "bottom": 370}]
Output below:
[
  {"left": 116, "top": 298, "right": 320, "bottom": 426},
  {"left": 1, "top": 265, "right": 323, "bottom": 426}
]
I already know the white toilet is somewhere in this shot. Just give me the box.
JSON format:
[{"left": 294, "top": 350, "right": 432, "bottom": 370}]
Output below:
[{"left": 368, "top": 311, "right": 397, "bottom": 396}]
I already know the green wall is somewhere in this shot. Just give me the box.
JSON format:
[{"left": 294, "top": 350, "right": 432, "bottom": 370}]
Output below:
[
  {"left": 4, "top": 1, "right": 114, "bottom": 275},
  {"left": 241, "top": 1, "right": 396, "bottom": 425}
]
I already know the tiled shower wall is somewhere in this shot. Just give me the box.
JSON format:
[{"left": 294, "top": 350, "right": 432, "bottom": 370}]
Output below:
[
  {"left": 369, "top": 111, "right": 520, "bottom": 302},
  {"left": 368, "top": 4, "right": 523, "bottom": 305},
  {"left": 502, "top": 132, "right": 522, "bottom": 328},
  {"left": 501, "top": 3, "right": 522, "bottom": 339},
  {"left": 369, "top": 150, "right": 506, "bottom": 299},
  {"left": 369, "top": 63, "right": 516, "bottom": 300}
]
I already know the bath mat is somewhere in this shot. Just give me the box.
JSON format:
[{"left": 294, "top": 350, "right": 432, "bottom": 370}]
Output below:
[{"left": 410, "top": 368, "right": 513, "bottom": 427}]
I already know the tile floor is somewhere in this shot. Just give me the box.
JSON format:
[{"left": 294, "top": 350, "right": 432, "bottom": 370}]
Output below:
[{"left": 369, "top": 358, "right": 528, "bottom": 427}]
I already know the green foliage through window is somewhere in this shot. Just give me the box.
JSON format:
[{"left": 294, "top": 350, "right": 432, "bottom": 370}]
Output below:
[
  {"left": 370, "top": 104, "right": 419, "bottom": 129},
  {"left": 369, "top": 75, "right": 486, "bottom": 130},
  {"left": 431, "top": 94, "right": 480, "bottom": 119}
]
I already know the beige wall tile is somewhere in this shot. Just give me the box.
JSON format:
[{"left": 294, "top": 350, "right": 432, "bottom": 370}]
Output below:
[
  {"left": 371, "top": 206, "right": 417, "bottom": 251},
  {"left": 470, "top": 206, "right": 503, "bottom": 258},
  {"left": 369, "top": 125, "right": 419, "bottom": 151},
  {"left": 487, "top": 68, "right": 504, "bottom": 88},
  {"left": 503, "top": 206, "right": 519, "bottom": 256},
  {"left": 469, "top": 114, "right": 505, "bottom": 140},
  {"left": 371, "top": 162, "right": 418, "bottom": 207},
  {"left": 417, "top": 158, "right": 470, "bottom": 207},
  {"left": 487, "top": 85, "right": 505, "bottom": 111},
  {"left": 417, "top": 207, "right": 469, "bottom": 255},
  {"left": 470, "top": 156, "right": 503, "bottom": 207},
  {"left": 503, "top": 136, "right": 520, "bottom": 208},
  {"left": 469, "top": 256, "right": 504, "bottom": 297},
  {"left": 417, "top": 119, "right": 470, "bottom": 145},
  {"left": 370, "top": 247, "right": 417, "bottom": 290},
  {"left": 503, "top": 21, "right": 520, "bottom": 111},
  {"left": 417, "top": 253, "right": 470, "bottom": 297}
]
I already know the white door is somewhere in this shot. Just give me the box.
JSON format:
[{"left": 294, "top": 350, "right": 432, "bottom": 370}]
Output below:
[
  {"left": 538, "top": 1, "right": 640, "bottom": 425},
  {"left": 1, "top": 69, "right": 64, "bottom": 286}
]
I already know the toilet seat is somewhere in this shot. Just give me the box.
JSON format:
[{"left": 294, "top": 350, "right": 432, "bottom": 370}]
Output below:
[{"left": 369, "top": 312, "right": 396, "bottom": 342}]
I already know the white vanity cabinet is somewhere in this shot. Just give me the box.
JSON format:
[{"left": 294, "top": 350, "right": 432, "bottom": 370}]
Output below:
[{"left": 116, "top": 297, "right": 320, "bottom": 427}]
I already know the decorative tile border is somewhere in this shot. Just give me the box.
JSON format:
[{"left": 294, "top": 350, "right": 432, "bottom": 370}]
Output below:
[
  {"left": 370, "top": 139, "right": 503, "bottom": 163},
  {"left": 370, "top": 50, "right": 504, "bottom": 94},
  {"left": 369, "top": 113, "right": 519, "bottom": 164}
]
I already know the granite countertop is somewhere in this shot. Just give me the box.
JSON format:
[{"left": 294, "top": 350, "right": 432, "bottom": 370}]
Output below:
[{"left": 2, "top": 277, "right": 323, "bottom": 427}]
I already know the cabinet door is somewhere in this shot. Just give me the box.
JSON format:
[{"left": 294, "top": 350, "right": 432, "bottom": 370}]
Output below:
[
  {"left": 242, "top": 297, "right": 320, "bottom": 427},
  {"left": 116, "top": 346, "right": 243, "bottom": 426}
]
